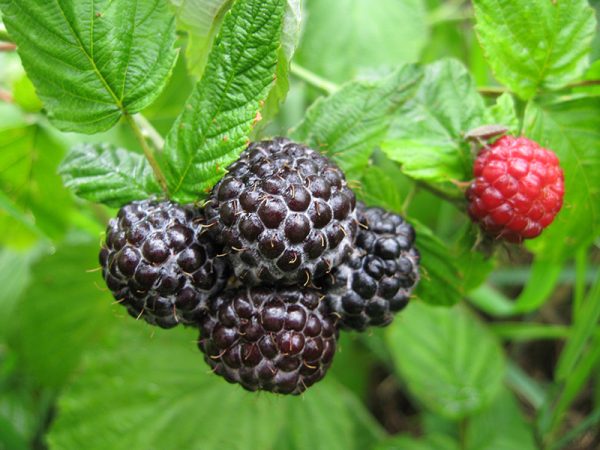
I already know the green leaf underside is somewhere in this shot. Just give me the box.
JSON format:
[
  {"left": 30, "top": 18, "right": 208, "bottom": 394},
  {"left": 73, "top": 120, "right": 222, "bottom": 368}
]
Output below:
[
  {"left": 161, "top": 0, "right": 285, "bottom": 202},
  {"left": 48, "top": 323, "right": 380, "bottom": 450},
  {"left": 382, "top": 59, "right": 485, "bottom": 183},
  {"left": 59, "top": 143, "right": 161, "bottom": 208},
  {"left": 291, "top": 65, "right": 423, "bottom": 177},
  {"left": 386, "top": 302, "right": 505, "bottom": 419},
  {"left": 473, "top": 0, "right": 596, "bottom": 99},
  {"left": 524, "top": 98, "right": 600, "bottom": 260},
  {"left": 0, "top": 0, "right": 178, "bottom": 133},
  {"left": 296, "top": 0, "right": 428, "bottom": 83}
]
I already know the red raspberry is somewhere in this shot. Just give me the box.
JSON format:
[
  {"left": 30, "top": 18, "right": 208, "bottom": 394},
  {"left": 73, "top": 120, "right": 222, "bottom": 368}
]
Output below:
[{"left": 466, "top": 135, "right": 564, "bottom": 243}]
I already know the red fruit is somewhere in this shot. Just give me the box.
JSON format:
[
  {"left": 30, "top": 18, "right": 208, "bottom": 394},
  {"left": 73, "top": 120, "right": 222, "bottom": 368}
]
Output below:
[{"left": 466, "top": 135, "right": 564, "bottom": 243}]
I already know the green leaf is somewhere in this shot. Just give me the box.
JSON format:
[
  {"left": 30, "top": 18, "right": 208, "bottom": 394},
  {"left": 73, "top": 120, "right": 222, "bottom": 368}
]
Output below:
[
  {"left": 170, "top": 0, "right": 233, "bottom": 77},
  {"left": 412, "top": 221, "right": 463, "bottom": 307},
  {"left": 59, "top": 143, "right": 161, "bottom": 208},
  {"left": 0, "top": 117, "right": 73, "bottom": 245},
  {"left": 0, "top": 248, "right": 34, "bottom": 339},
  {"left": 483, "top": 93, "right": 519, "bottom": 134},
  {"left": 473, "top": 0, "right": 596, "bottom": 99},
  {"left": 160, "top": 0, "right": 285, "bottom": 201},
  {"left": 375, "top": 434, "right": 459, "bottom": 450},
  {"left": 296, "top": 0, "right": 428, "bottom": 83},
  {"left": 523, "top": 98, "right": 600, "bottom": 260},
  {"left": 386, "top": 302, "right": 505, "bottom": 419},
  {"left": 48, "top": 323, "right": 381, "bottom": 450},
  {"left": 291, "top": 65, "right": 423, "bottom": 176},
  {"left": 465, "top": 388, "right": 536, "bottom": 450},
  {"left": 381, "top": 59, "right": 485, "bottom": 184},
  {"left": 7, "top": 242, "right": 114, "bottom": 389},
  {"left": 555, "top": 273, "right": 600, "bottom": 381},
  {"left": 0, "top": 0, "right": 178, "bottom": 133}
]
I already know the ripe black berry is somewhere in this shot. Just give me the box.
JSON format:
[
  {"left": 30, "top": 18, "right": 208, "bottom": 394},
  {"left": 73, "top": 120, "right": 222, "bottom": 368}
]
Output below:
[
  {"left": 100, "top": 200, "right": 229, "bottom": 328},
  {"left": 198, "top": 287, "right": 338, "bottom": 395},
  {"left": 320, "top": 204, "right": 420, "bottom": 331},
  {"left": 205, "top": 138, "right": 358, "bottom": 286}
]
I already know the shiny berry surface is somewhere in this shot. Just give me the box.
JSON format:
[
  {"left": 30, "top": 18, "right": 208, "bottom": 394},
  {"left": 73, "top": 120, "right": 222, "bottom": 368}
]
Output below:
[
  {"left": 198, "top": 287, "right": 338, "bottom": 395},
  {"left": 205, "top": 138, "right": 358, "bottom": 286},
  {"left": 100, "top": 200, "right": 229, "bottom": 328},
  {"left": 320, "top": 205, "right": 420, "bottom": 331},
  {"left": 467, "top": 136, "right": 564, "bottom": 243}
]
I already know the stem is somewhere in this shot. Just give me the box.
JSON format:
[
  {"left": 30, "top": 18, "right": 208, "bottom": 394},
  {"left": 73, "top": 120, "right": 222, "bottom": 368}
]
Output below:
[
  {"left": 290, "top": 63, "right": 339, "bottom": 95},
  {"left": 416, "top": 180, "right": 466, "bottom": 210},
  {"left": 125, "top": 113, "right": 168, "bottom": 195},
  {"left": 0, "top": 89, "right": 13, "bottom": 103},
  {"left": 0, "top": 43, "right": 16, "bottom": 52},
  {"left": 478, "top": 86, "right": 508, "bottom": 97},
  {"left": 402, "top": 183, "right": 418, "bottom": 215},
  {"left": 573, "top": 248, "right": 587, "bottom": 320},
  {"left": 133, "top": 114, "right": 165, "bottom": 151}
]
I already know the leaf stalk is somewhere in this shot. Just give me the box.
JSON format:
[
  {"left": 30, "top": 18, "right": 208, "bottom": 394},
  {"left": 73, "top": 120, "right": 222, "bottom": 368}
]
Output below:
[{"left": 125, "top": 114, "right": 168, "bottom": 195}]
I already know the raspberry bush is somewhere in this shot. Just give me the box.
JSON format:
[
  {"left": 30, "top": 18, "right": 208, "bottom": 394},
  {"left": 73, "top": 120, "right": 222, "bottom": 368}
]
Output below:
[{"left": 0, "top": 0, "right": 599, "bottom": 449}]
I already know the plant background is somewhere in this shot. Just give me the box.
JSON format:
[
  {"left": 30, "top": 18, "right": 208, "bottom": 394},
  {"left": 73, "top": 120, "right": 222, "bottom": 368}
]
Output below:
[{"left": 0, "top": 0, "right": 599, "bottom": 449}]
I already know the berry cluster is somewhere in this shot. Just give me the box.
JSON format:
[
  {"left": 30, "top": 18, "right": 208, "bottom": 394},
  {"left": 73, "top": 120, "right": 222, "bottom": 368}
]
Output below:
[{"left": 100, "top": 138, "right": 420, "bottom": 394}]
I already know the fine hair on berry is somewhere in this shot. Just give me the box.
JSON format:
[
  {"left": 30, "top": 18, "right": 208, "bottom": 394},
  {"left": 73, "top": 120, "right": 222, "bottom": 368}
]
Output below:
[
  {"left": 205, "top": 138, "right": 358, "bottom": 286},
  {"left": 100, "top": 200, "right": 229, "bottom": 328},
  {"left": 198, "top": 287, "right": 338, "bottom": 395}
]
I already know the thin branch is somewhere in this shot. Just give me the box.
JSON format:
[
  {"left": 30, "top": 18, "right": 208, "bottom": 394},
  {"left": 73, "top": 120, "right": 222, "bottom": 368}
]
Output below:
[
  {"left": 133, "top": 114, "right": 165, "bottom": 151},
  {"left": 0, "top": 43, "right": 16, "bottom": 52},
  {"left": 478, "top": 86, "right": 508, "bottom": 97},
  {"left": 290, "top": 63, "right": 339, "bottom": 95},
  {"left": 416, "top": 181, "right": 466, "bottom": 211},
  {"left": 0, "top": 89, "right": 13, "bottom": 103},
  {"left": 124, "top": 114, "right": 168, "bottom": 195},
  {"left": 567, "top": 79, "right": 600, "bottom": 88}
]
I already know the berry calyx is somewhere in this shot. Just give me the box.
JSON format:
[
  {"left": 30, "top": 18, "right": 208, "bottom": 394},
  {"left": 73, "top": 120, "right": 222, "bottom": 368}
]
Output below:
[{"left": 466, "top": 135, "right": 564, "bottom": 243}]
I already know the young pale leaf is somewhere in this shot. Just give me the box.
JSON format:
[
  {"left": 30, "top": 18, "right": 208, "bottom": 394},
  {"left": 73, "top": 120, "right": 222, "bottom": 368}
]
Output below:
[
  {"left": 386, "top": 302, "right": 505, "bottom": 419},
  {"left": 473, "top": 0, "right": 596, "bottom": 99},
  {"left": 0, "top": 0, "right": 178, "bottom": 133},
  {"left": 295, "top": 0, "right": 428, "bottom": 83},
  {"left": 160, "top": 0, "right": 285, "bottom": 202},
  {"left": 523, "top": 99, "right": 600, "bottom": 261},
  {"left": 59, "top": 143, "right": 162, "bottom": 208},
  {"left": 291, "top": 65, "right": 423, "bottom": 177},
  {"left": 381, "top": 59, "right": 485, "bottom": 184},
  {"left": 48, "top": 323, "right": 380, "bottom": 450}
]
